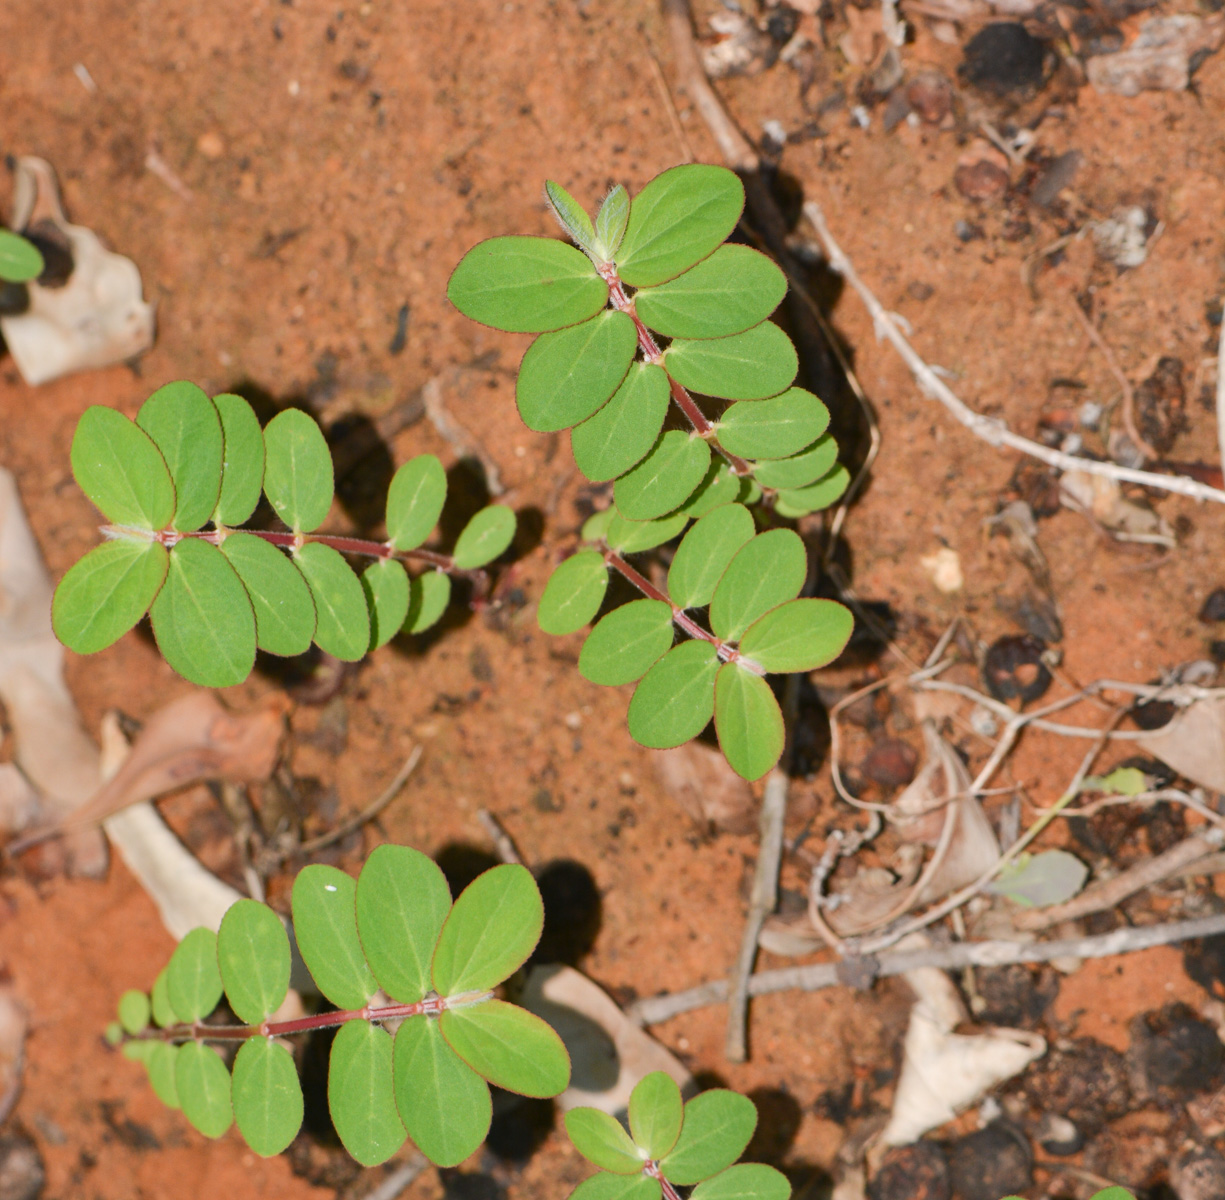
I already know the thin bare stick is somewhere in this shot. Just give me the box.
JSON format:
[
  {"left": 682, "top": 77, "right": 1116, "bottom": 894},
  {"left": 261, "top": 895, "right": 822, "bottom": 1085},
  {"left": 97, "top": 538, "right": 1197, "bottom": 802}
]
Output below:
[
  {"left": 639, "top": 25, "right": 697, "bottom": 164},
  {"left": 724, "top": 677, "right": 798, "bottom": 1061},
  {"left": 627, "top": 910, "right": 1225, "bottom": 1026},
  {"left": 477, "top": 809, "right": 523, "bottom": 866},
  {"left": 1217, "top": 309, "right": 1225, "bottom": 474},
  {"left": 1015, "top": 827, "right": 1225, "bottom": 931},
  {"left": 362, "top": 1156, "right": 429, "bottom": 1200},
  {"left": 1069, "top": 299, "right": 1158, "bottom": 461},
  {"left": 298, "top": 746, "right": 422, "bottom": 854},
  {"left": 802, "top": 199, "right": 1225, "bottom": 508}
]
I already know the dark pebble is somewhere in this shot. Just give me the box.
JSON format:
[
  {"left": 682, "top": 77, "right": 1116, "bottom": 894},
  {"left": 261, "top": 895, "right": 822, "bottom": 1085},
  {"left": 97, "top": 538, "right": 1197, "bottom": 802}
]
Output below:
[
  {"left": 0, "top": 1136, "right": 44, "bottom": 1200},
  {"left": 982, "top": 634, "right": 1052, "bottom": 704},
  {"left": 868, "top": 1142, "right": 950, "bottom": 1200},
  {"left": 1130, "top": 1003, "right": 1224, "bottom": 1094},
  {"left": 861, "top": 738, "right": 919, "bottom": 788},
  {"left": 975, "top": 963, "right": 1059, "bottom": 1028},
  {"left": 1173, "top": 1145, "right": 1225, "bottom": 1200},
  {"left": 906, "top": 70, "right": 954, "bottom": 123},
  {"left": 960, "top": 23, "right": 1048, "bottom": 96},
  {"left": 1023, "top": 1037, "right": 1131, "bottom": 1135},
  {"left": 1036, "top": 1113, "right": 1084, "bottom": 1156},
  {"left": 1200, "top": 588, "right": 1225, "bottom": 622},
  {"left": 948, "top": 1123, "right": 1031, "bottom": 1200}
]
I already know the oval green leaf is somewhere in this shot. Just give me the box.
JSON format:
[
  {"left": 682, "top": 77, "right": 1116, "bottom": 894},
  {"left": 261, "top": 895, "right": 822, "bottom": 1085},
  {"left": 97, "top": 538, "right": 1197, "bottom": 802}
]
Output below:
[
  {"left": 0, "top": 230, "right": 44, "bottom": 282},
  {"left": 579, "top": 600, "right": 674, "bottom": 686},
  {"left": 393, "top": 1015, "right": 492, "bottom": 1166},
  {"left": 572, "top": 1175, "right": 662, "bottom": 1200},
  {"left": 328, "top": 1021, "right": 406, "bottom": 1167},
  {"left": 146, "top": 1041, "right": 182, "bottom": 1109},
  {"left": 386, "top": 454, "right": 447, "bottom": 552},
  {"left": 362, "top": 558, "right": 410, "bottom": 650},
  {"left": 291, "top": 864, "right": 378, "bottom": 1010},
  {"left": 404, "top": 570, "right": 451, "bottom": 634},
  {"left": 709, "top": 530, "right": 807, "bottom": 642},
  {"left": 613, "top": 431, "right": 711, "bottom": 521},
  {"left": 294, "top": 541, "right": 370, "bottom": 661},
  {"left": 118, "top": 989, "right": 150, "bottom": 1035},
  {"left": 262, "top": 408, "right": 334, "bottom": 533},
  {"left": 605, "top": 510, "right": 690, "bottom": 554},
  {"left": 453, "top": 505, "right": 516, "bottom": 570},
  {"left": 70, "top": 406, "right": 175, "bottom": 530},
  {"left": 447, "top": 236, "right": 608, "bottom": 333},
  {"left": 232, "top": 1036, "right": 303, "bottom": 1157},
  {"left": 432, "top": 864, "right": 544, "bottom": 996},
  {"left": 581, "top": 506, "right": 615, "bottom": 544},
  {"left": 715, "top": 664, "right": 785, "bottom": 782},
  {"left": 439, "top": 999, "right": 571, "bottom": 1097},
  {"left": 718, "top": 388, "right": 831, "bottom": 460},
  {"left": 213, "top": 393, "right": 266, "bottom": 526},
  {"left": 665, "top": 323, "right": 797, "bottom": 401},
  {"left": 595, "top": 185, "right": 630, "bottom": 261},
  {"left": 739, "top": 598, "right": 853, "bottom": 674},
  {"left": 773, "top": 464, "right": 851, "bottom": 518},
  {"left": 629, "top": 1071, "right": 684, "bottom": 1161},
  {"left": 627, "top": 640, "right": 719, "bottom": 750},
  {"left": 564, "top": 1107, "right": 645, "bottom": 1174},
  {"left": 52, "top": 540, "right": 168, "bottom": 655},
  {"left": 166, "top": 927, "right": 223, "bottom": 1022},
  {"left": 136, "top": 382, "right": 224, "bottom": 532},
  {"left": 668, "top": 503, "right": 756, "bottom": 611},
  {"left": 538, "top": 551, "right": 609, "bottom": 636},
  {"left": 618, "top": 165, "right": 744, "bottom": 287},
  {"left": 570, "top": 362, "right": 670, "bottom": 483},
  {"left": 150, "top": 538, "right": 257, "bottom": 686},
  {"left": 661, "top": 1090, "right": 757, "bottom": 1185},
  {"left": 546, "top": 180, "right": 598, "bottom": 256},
  {"left": 176, "top": 1042, "right": 233, "bottom": 1139},
  {"left": 151, "top": 968, "right": 179, "bottom": 1028},
  {"left": 217, "top": 899, "right": 291, "bottom": 1024},
  {"left": 635, "top": 246, "right": 786, "bottom": 340},
  {"left": 681, "top": 461, "right": 743, "bottom": 519},
  {"left": 516, "top": 311, "right": 637, "bottom": 433},
  {"left": 220, "top": 533, "right": 315, "bottom": 657},
  {"left": 752, "top": 435, "right": 838, "bottom": 490},
  {"left": 691, "top": 1163, "right": 792, "bottom": 1200},
  {"left": 356, "top": 844, "right": 452, "bottom": 1004}
]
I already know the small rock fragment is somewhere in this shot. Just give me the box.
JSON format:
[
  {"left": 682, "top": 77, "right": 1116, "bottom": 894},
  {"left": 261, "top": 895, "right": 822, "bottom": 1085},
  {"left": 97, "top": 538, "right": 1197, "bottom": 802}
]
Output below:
[
  {"left": 1023, "top": 1038, "right": 1131, "bottom": 1136},
  {"left": 954, "top": 141, "right": 1010, "bottom": 203},
  {"left": 861, "top": 738, "right": 919, "bottom": 788},
  {"left": 195, "top": 131, "right": 225, "bottom": 159},
  {"left": 1029, "top": 149, "right": 1082, "bottom": 208},
  {"left": 905, "top": 70, "right": 954, "bottom": 123},
  {"left": 920, "top": 546, "right": 964, "bottom": 593},
  {"left": 868, "top": 1142, "right": 950, "bottom": 1200},
  {"left": 960, "top": 23, "right": 1048, "bottom": 95},
  {"left": 1092, "top": 206, "right": 1154, "bottom": 269},
  {"left": 982, "top": 635, "right": 1052, "bottom": 705},
  {"left": 1086, "top": 14, "right": 1225, "bottom": 96},
  {"left": 1129, "top": 1003, "right": 1224, "bottom": 1096},
  {"left": 1172, "top": 1145, "right": 1225, "bottom": 1200},
  {"left": 1036, "top": 1112, "right": 1083, "bottom": 1156},
  {"left": 0, "top": 1136, "right": 44, "bottom": 1200},
  {"left": 1135, "top": 355, "right": 1187, "bottom": 455},
  {"left": 948, "top": 1123, "right": 1032, "bottom": 1200}
]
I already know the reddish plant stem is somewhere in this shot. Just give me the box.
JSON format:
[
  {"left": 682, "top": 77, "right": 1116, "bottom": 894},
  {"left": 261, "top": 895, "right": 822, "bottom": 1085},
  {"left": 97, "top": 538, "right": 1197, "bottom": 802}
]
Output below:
[
  {"left": 645, "top": 1162, "right": 684, "bottom": 1200},
  {"left": 603, "top": 549, "right": 763, "bottom": 674},
  {"left": 105, "top": 525, "right": 490, "bottom": 597},
  {"left": 599, "top": 267, "right": 753, "bottom": 477},
  {"left": 132, "top": 993, "right": 489, "bottom": 1045}
]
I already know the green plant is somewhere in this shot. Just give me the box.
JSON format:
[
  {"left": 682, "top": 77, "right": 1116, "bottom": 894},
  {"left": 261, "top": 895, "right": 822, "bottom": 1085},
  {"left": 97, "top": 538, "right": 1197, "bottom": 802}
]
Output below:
[
  {"left": 108, "top": 846, "right": 570, "bottom": 1166},
  {"left": 52, "top": 382, "right": 516, "bottom": 686},
  {"left": 565, "top": 1072, "right": 788, "bottom": 1200},
  {"left": 447, "top": 165, "right": 855, "bottom": 780},
  {"left": 0, "top": 228, "right": 44, "bottom": 283}
]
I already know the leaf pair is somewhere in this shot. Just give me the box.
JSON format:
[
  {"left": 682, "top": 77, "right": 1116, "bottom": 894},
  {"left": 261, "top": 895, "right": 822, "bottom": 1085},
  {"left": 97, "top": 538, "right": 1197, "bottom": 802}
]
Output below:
[
  {"left": 538, "top": 505, "right": 853, "bottom": 780},
  {"left": 565, "top": 1073, "right": 789, "bottom": 1200},
  {"left": 54, "top": 384, "right": 517, "bottom": 686},
  {"left": 116, "top": 849, "right": 570, "bottom": 1167}
]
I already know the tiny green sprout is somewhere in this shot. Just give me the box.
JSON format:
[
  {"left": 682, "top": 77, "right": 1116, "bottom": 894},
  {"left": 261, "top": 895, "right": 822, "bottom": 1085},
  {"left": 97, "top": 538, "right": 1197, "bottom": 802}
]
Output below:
[
  {"left": 0, "top": 229, "right": 44, "bottom": 284},
  {"left": 447, "top": 165, "right": 856, "bottom": 780},
  {"left": 52, "top": 383, "right": 516, "bottom": 687},
  {"left": 110, "top": 846, "right": 570, "bottom": 1165},
  {"left": 564, "top": 1073, "right": 788, "bottom": 1200}
]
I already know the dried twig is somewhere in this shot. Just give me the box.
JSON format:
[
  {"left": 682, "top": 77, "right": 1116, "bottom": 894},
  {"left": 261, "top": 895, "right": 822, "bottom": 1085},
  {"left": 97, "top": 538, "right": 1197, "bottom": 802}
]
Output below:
[
  {"left": 476, "top": 809, "right": 524, "bottom": 866},
  {"left": 802, "top": 199, "right": 1225, "bottom": 508},
  {"left": 1069, "top": 299, "right": 1158, "bottom": 461},
  {"left": 628, "top": 911, "right": 1225, "bottom": 1026},
  {"left": 1217, "top": 309, "right": 1225, "bottom": 474},
  {"left": 639, "top": 25, "right": 697, "bottom": 164},
  {"left": 298, "top": 746, "right": 422, "bottom": 854},
  {"left": 361, "top": 1155, "right": 429, "bottom": 1200},
  {"left": 725, "top": 675, "right": 798, "bottom": 1061}
]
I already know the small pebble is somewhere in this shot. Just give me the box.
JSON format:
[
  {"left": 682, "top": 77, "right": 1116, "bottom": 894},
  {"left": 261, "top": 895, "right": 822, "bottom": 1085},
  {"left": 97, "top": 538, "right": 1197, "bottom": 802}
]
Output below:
[
  {"left": 905, "top": 70, "right": 954, "bottom": 123},
  {"left": 948, "top": 1123, "right": 1031, "bottom": 1200},
  {"left": 195, "top": 130, "right": 225, "bottom": 159},
  {"left": 960, "top": 22, "right": 1048, "bottom": 95}
]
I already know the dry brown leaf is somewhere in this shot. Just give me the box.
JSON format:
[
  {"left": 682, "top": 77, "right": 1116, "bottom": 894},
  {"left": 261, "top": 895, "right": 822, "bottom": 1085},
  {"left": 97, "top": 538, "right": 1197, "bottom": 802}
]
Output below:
[
  {"left": 1137, "top": 696, "right": 1225, "bottom": 794},
  {"left": 15, "top": 692, "right": 284, "bottom": 848},
  {"left": 518, "top": 964, "right": 692, "bottom": 1113},
  {"left": 654, "top": 741, "right": 755, "bottom": 834}
]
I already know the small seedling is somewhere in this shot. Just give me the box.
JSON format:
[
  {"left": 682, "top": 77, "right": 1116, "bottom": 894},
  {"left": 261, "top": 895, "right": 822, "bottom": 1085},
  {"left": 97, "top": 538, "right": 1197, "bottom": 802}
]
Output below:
[
  {"left": 447, "top": 165, "right": 855, "bottom": 779},
  {"left": 0, "top": 229, "right": 44, "bottom": 283},
  {"left": 108, "top": 846, "right": 570, "bottom": 1166},
  {"left": 52, "top": 382, "right": 515, "bottom": 686},
  {"left": 565, "top": 1071, "right": 789, "bottom": 1200}
]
